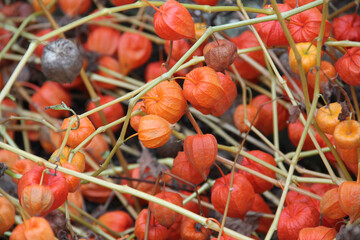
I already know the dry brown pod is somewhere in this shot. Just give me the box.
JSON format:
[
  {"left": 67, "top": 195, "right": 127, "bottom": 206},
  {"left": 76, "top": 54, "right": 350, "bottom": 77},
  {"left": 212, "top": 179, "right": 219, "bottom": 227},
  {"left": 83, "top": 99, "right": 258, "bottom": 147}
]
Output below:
[
  {"left": 203, "top": 39, "right": 237, "bottom": 72},
  {"left": 41, "top": 38, "right": 83, "bottom": 84}
]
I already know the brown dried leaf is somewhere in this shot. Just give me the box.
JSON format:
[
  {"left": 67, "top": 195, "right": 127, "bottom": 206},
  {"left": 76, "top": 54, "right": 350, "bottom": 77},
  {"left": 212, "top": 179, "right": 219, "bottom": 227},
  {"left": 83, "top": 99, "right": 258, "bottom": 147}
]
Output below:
[
  {"left": 322, "top": 80, "right": 335, "bottom": 105},
  {"left": 338, "top": 101, "right": 350, "bottom": 121},
  {"left": 287, "top": 105, "right": 301, "bottom": 123},
  {"left": 213, "top": 211, "right": 259, "bottom": 236},
  {"left": 138, "top": 144, "right": 168, "bottom": 178}
]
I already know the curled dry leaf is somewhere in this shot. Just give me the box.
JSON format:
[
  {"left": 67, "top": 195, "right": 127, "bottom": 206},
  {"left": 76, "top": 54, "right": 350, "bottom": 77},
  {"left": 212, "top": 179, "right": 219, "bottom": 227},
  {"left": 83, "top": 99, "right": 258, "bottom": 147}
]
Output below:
[{"left": 288, "top": 105, "right": 301, "bottom": 124}]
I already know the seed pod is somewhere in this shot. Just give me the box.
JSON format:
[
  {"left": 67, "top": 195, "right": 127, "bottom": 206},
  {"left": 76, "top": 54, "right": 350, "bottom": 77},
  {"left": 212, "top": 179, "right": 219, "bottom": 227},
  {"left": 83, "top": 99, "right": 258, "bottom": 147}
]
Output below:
[
  {"left": 42, "top": 38, "right": 83, "bottom": 84},
  {"left": 203, "top": 39, "right": 237, "bottom": 72}
]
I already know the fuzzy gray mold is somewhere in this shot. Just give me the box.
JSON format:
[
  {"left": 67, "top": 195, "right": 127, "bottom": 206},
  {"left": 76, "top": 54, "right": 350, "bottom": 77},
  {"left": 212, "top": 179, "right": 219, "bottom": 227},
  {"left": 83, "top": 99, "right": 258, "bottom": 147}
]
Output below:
[{"left": 41, "top": 38, "right": 83, "bottom": 84}]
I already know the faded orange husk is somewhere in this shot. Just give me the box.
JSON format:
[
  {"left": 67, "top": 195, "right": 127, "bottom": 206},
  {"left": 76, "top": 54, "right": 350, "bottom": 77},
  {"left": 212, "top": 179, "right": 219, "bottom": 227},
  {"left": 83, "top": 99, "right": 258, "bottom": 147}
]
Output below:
[
  {"left": 20, "top": 185, "right": 54, "bottom": 216},
  {"left": 320, "top": 187, "right": 347, "bottom": 220}
]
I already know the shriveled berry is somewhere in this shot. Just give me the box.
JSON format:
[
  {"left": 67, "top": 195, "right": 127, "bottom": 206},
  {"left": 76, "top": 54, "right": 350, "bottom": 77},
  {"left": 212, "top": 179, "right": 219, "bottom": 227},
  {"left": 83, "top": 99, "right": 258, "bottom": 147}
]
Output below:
[{"left": 42, "top": 38, "right": 83, "bottom": 84}]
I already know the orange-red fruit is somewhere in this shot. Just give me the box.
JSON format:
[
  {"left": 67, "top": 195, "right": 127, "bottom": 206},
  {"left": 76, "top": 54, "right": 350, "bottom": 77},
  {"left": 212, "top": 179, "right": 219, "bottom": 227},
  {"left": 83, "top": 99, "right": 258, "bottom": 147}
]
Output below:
[
  {"left": 277, "top": 203, "right": 320, "bottom": 240},
  {"left": 250, "top": 94, "right": 289, "bottom": 136},
  {"left": 288, "top": 119, "right": 325, "bottom": 151},
  {"left": 32, "top": 0, "right": 56, "bottom": 13},
  {"left": 250, "top": 194, "right": 273, "bottom": 234},
  {"left": 87, "top": 95, "right": 125, "bottom": 132},
  {"left": 288, "top": 8, "right": 332, "bottom": 43},
  {"left": 333, "top": 120, "right": 360, "bottom": 149},
  {"left": 315, "top": 102, "right": 343, "bottom": 135},
  {"left": 0, "top": 149, "right": 19, "bottom": 168},
  {"left": 320, "top": 187, "right": 347, "bottom": 220},
  {"left": 144, "top": 81, "right": 187, "bottom": 124},
  {"left": 233, "top": 104, "right": 259, "bottom": 133},
  {"left": 11, "top": 159, "right": 36, "bottom": 184},
  {"left": 203, "top": 39, "right": 238, "bottom": 72},
  {"left": 184, "top": 134, "right": 217, "bottom": 176},
  {"left": 285, "top": 189, "right": 316, "bottom": 207},
  {"left": 239, "top": 150, "right": 277, "bottom": 193},
  {"left": 0, "top": 196, "right": 15, "bottom": 235},
  {"left": 180, "top": 218, "right": 211, "bottom": 240},
  {"left": 98, "top": 211, "right": 133, "bottom": 236},
  {"left": 231, "top": 30, "right": 266, "bottom": 80},
  {"left": 298, "top": 226, "right": 337, "bottom": 240},
  {"left": 130, "top": 101, "right": 146, "bottom": 131},
  {"left": 86, "top": 27, "right": 120, "bottom": 55},
  {"left": 193, "top": 0, "right": 218, "bottom": 6},
  {"left": 33, "top": 29, "right": 59, "bottom": 57},
  {"left": 164, "top": 39, "right": 202, "bottom": 62},
  {"left": 58, "top": 0, "right": 91, "bottom": 17},
  {"left": 183, "top": 67, "right": 224, "bottom": 114},
  {"left": 134, "top": 209, "right": 168, "bottom": 240},
  {"left": 149, "top": 192, "right": 183, "bottom": 228},
  {"left": 153, "top": 0, "right": 195, "bottom": 40},
  {"left": 284, "top": 0, "right": 323, "bottom": 11},
  {"left": 31, "top": 81, "right": 72, "bottom": 118},
  {"left": 333, "top": 14, "right": 360, "bottom": 42},
  {"left": 65, "top": 190, "right": 84, "bottom": 217},
  {"left": 307, "top": 61, "right": 336, "bottom": 91},
  {"left": 338, "top": 181, "right": 360, "bottom": 223},
  {"left": 211, "top": 71, "right": 237, "bottom": 117},
  {"left": 51, "top": 146, "right": 85, "bottom": 173},
  {"left": 254, "top": 4, "right": 292, "bottom": 47},
  {"left": 80, "top": 180, "right": 112, "bottom": 204},
  {"left": 94, "top": 56, "right": 124, "bottom": 89},
  {"left": 138, "top": 115, "right": 172, "bottom": 148},
  {"left": 84, "top": 134, "right": 109, "bottom": 166},
  {"left": 20, "top": 185, "right": 54, "bottom": 216},
  {"left": 171, "top": 151, "right": 209, "bottom": 185},
  {"left": 10, "top": 217, "right": 55, "bottom": 240},
  {"left": 117, "top": 32, "right": 152, "bottom": 75},
  {"left": 111, "top": 0, "right": 135, "bottom": 6},
  {"left": 211, "top": 173, "right": 255, "bottom": 219},
  {"left": 145, "top": 61, "right": 167, "bottom": 82},
  {"left": 61, "top": 162, "right": 81, "bottom": 193},
  {"left": 335, "top": 47, "right": 360, "bottom": 86},
  {"left": 289, "top": 42, "right": 317, "bottom": 74},
  {"left": 60, "top": 116, "right": 96, "bottom": 148}
]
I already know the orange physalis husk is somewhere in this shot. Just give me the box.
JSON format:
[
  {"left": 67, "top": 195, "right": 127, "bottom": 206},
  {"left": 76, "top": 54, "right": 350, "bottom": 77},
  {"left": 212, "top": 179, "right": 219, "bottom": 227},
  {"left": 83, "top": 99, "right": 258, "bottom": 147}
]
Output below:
[
  {"left": 320, "top": 187, "right": 347, "bottom": 220},
  {"left": 298, "top": 226, "right": 337, "bottom": 240},
  {"left": 144, "top": 80, "right": 187, "bottom": 124},
  {"left": 182, "top": 66, "right": 224, "bottom": 112},
  {"left": 153, "top": 0, "right": 195, "bottom": 40},
  {"left": 333, "top": 120, "right": 360, "bottom": 149},
  {"left": 138, "top": 115, "right": 172, "bottom": 148},
  {"left": 60, "top": 116, "right": 95, "bottom": 149},
  {"left": 338, "top": 181, "right": 360, "bottom": 223},
  {"left": 117, "top": 32, "right": 152, "bottom": 75}
]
